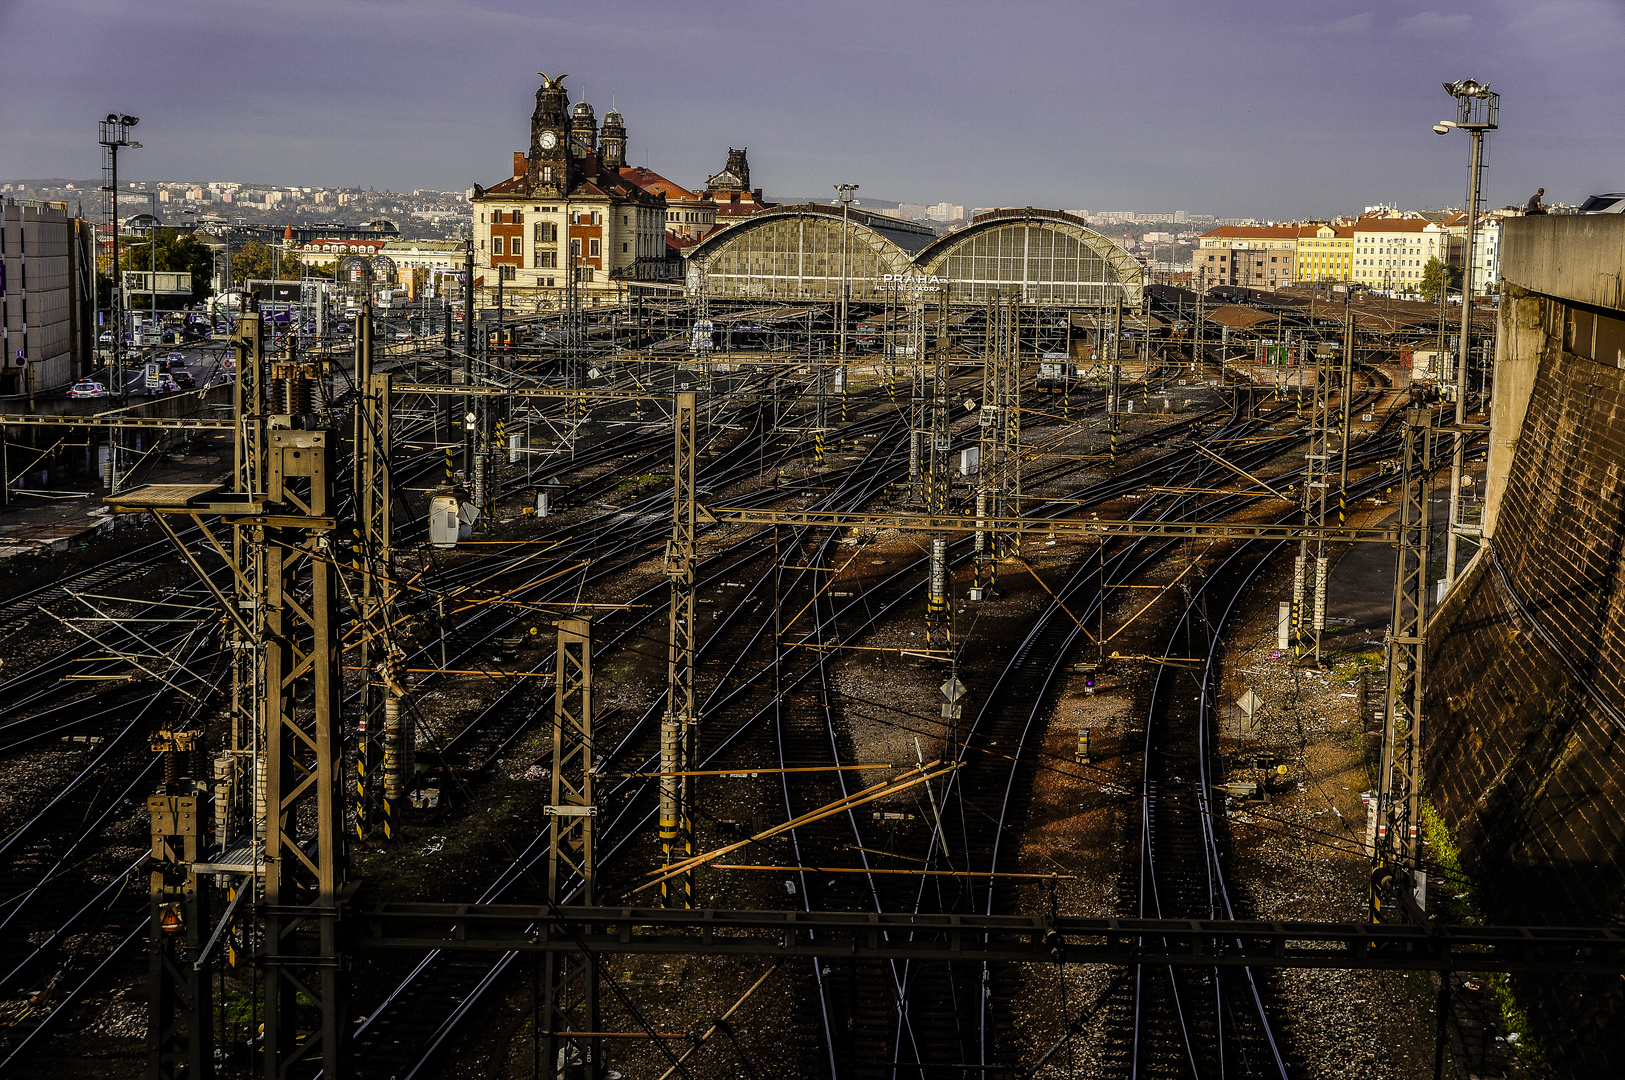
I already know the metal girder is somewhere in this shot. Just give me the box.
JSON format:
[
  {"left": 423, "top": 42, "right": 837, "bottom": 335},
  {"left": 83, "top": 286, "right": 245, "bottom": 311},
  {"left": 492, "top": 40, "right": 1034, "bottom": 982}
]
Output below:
[
  {"left": 354, "top": 309, "right": 403, "bottom": 843},
  {"left": 0, "top": 414, "right": 236, "bottom": 430},
  {"left": 698, "top": 504, "right": 1397, "bottom": 543},
  {"left": 546, "top": 617, "right": 599, "bottom": 1076},
  {"left": 1374, "top": 407, "right": 1433, "bottom": 918},
  {"left": 976, "top": 291, "right": 1022, "bottom": 597},
  {"left": 1297, "top": 342, "right": 1336, "bottom": 665},
  {"left": 260, "top": 426, "right": 347, "bottom": 1080},
  {"left": 392, "top": 382, "right": 651, "bottom": 401},
  {"left": 663, "top": 392, "right": 698, "bottom": 908},
  {"left": 355, "top": 904, "right": 1625, "bottom": 976}
]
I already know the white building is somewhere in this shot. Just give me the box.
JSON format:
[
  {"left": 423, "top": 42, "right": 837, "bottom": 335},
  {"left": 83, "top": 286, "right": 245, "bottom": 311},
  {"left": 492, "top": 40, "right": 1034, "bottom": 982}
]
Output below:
[{"left": 1350, "top": 217, "right": 1447, "bottom": 296}]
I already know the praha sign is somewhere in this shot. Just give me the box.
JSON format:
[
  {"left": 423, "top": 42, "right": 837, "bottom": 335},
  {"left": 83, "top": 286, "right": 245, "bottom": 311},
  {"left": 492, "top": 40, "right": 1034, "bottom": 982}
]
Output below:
[{"left": 874, "top": 273, "right": 949, "bottom": 294}]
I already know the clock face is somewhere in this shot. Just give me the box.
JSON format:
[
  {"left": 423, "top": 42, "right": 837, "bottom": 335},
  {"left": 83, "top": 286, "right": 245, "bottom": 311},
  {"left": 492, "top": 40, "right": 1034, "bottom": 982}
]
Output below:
[{"left": 539, "top": 131, "right": 557, "bottom": 150}]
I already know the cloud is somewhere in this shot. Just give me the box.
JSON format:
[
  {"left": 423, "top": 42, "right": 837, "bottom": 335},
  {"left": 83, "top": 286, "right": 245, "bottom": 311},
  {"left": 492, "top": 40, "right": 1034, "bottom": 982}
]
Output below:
[
  {"left": 1398, "top": 10, "right": 1472, "bottom": 33},
  {"left": 1328, "top": 11, "right": 1375, "bottom": 32}
]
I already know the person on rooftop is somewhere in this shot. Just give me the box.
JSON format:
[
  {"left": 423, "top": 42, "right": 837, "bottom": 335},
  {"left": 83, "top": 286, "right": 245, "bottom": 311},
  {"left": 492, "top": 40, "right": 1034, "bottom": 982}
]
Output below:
[{"left": 1525, "top": 188, "right": 1547, "bottom": 215}]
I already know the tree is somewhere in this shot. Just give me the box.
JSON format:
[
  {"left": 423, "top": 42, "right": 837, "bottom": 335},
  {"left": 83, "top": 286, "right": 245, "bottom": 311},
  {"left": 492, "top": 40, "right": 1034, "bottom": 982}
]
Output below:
[
  {"left": 1420, "top": 256, "right": 1463, "bottom": 302},
  {"left": 113, "top": 227, "right": 217, "bottom": 306},
  {"left": 230, "top": 239, "right": 276, "bottom": 285},
  {"left": 230, "top": 239, "right": 323, "bottom": 285}
]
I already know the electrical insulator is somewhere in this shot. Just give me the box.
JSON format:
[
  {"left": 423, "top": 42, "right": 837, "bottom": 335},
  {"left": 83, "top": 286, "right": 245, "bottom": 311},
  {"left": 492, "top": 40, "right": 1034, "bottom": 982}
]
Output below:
[
  {"left": 1292, "top": 555, "right": 1307, "bottom": 618},
  {"left": 464, "top": 410, "right": 476, "bottom": 432},
  {"left": 1313, "top": 556, "right": 1330, "bottom": 631}
]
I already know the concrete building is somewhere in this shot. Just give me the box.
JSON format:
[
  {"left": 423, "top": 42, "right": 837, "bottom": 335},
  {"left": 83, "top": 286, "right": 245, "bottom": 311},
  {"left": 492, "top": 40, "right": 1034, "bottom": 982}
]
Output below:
[
  {"left": 1424, "top": 214, "right": 1625, "bottom": 1076},
  {"left": 1350, "top": 216, "right": 1446, "bottom": 296},
  {"left": 1193, "top": 225, "right": 1300, "bottom": 290},
  {"left": 0, "top": 200, "right": 95, "bottom": 400},
  {"left": 1294, "top": 222, "right": 1354, "bottom": 283}
]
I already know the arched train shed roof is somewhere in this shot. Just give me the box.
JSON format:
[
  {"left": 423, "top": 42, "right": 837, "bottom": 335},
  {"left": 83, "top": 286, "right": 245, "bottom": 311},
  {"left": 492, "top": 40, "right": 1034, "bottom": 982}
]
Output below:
[
  {"left": 687, "top": 204, "right": 1142, "bottom": 307},
  {"left": 685, "top": 203, "right": 934, "bottom": 302},
  {"left": 915, "top": 208, "right": 1142, "bottom": 306}
]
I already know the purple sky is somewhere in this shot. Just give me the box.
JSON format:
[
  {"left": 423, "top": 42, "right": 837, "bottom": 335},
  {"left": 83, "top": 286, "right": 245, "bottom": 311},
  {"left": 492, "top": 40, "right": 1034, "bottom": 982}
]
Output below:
[{"left": 3, "top": 0, "right": 1620, "bottom": 218}]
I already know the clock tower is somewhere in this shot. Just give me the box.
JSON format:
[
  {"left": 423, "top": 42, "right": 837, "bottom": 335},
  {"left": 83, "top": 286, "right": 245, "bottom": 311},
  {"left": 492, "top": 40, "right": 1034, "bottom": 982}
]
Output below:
[{"left": 527, "top": 72, "right": 573, "bottom": 196}]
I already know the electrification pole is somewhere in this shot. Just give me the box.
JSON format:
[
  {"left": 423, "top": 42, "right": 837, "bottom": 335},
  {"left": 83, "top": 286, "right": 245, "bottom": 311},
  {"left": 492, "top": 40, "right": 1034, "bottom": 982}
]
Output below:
[
  {"left": 662, "top": 392, "right": 698, "bottom": 907},
  {"left": 1373, "top": 406, "right": 1434, "bottom": 921},
  {"left": 544, "top": 617, "right": 599, "bottom": 1077}
]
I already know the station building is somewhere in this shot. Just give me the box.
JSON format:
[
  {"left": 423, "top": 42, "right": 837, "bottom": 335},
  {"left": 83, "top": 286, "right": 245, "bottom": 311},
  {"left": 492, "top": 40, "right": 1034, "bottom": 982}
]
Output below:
[{"left": 468, "top": 75, "right": 773, "bottom": 310}]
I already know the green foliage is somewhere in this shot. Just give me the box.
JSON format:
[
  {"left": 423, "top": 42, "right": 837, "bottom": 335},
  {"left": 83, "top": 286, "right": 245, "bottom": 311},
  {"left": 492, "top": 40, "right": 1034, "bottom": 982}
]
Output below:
[
  {"left": 1421, "top": 800, "right": 1550, "bottom": 1072},
  {"left": 109, "top": 227, "right": 216, "bottom": 305},
  {"left": 1419, "top": 256, "right": 1462, "bottom": 302},
  {"left": 230, "top": 239, "right": 319, "bottom": 284}
]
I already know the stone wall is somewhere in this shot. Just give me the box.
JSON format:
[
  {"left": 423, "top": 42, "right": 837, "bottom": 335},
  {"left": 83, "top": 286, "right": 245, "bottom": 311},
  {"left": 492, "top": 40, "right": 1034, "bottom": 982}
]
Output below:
[{"left": 1426, "top": 224, "right": 1625, "bottom": 1073}]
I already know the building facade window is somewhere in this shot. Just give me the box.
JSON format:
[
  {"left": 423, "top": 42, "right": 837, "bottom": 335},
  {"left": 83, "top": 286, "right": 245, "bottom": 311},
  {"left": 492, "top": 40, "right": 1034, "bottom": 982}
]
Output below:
[
  {"left": 493, "top": 236, "right": 504, "bottom": 255},
  {"left": 589, "top": 238, "right": 600, "bottom": 258},
  {"left": 511, "top": 237, "right": 521, "bottom": 256},
  {"left": 537, "top": 251, "right": 557, "bottom": 268},
  {"left": 570, "top": 238, "right": 582, "bottom": 259}
]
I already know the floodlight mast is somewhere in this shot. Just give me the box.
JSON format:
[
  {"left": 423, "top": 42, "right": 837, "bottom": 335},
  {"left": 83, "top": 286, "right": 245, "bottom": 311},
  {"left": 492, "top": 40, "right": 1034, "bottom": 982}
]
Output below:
[
  {"left": 98, "top": 113, "right": 140, "bottom": 491},
  {"left": 1435, "top": 79, "right": 1498, "bottom": 588}
]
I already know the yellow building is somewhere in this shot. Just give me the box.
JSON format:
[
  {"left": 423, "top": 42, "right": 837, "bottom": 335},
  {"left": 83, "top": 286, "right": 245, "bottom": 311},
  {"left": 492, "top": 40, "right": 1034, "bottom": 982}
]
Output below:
[{"left": 1294, "top": 223, "right": 1354, "bottom": 283}]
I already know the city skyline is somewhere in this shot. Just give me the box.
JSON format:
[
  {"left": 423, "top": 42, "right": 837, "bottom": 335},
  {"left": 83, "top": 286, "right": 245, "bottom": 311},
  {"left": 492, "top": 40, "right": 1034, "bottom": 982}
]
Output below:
[{"left": 2, "top": 0, "right": 1620, "bottom": 218}]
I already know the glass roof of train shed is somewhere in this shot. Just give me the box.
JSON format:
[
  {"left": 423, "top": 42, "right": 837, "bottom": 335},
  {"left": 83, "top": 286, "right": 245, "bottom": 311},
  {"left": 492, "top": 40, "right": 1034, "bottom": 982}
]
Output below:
[{"left": 687, "top": 205, "right": 1143, "bottom": 309}]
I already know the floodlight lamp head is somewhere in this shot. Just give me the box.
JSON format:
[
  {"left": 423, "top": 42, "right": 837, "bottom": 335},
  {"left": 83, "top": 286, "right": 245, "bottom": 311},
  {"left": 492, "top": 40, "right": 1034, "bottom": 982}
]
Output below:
[
  {"left": 105, "top": 113, "right": 119, "bottom": 124},
  {"left": 1433, "top": 123, "right": 1452, "bottom": 135},
  {"left": 121, "top": 115, "right": 139, "bottom": 126}
]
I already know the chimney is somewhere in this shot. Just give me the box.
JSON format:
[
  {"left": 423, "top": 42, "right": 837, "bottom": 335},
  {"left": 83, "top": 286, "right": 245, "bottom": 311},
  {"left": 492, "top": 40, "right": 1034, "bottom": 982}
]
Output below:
[{"left": 514, "top": 152, "right": 526, "bottom": 178}]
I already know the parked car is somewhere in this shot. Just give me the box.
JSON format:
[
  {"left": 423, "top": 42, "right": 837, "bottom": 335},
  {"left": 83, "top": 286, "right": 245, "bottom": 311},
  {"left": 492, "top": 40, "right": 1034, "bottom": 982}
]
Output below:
[
  {"left": 167, "top": 352, "right": 185, "bottom": 364},
  {"left": 172, "top": 370, "right": 196, "bottom": 389},
  {"left": 67, "top": 380, "right": 110, "bottom": 399},
  {"left": 98, "top": 330, "right": 113, "bottom": 344},
  {"left": 1579, "top": 193, "right": 1625, "bottom": 214}
]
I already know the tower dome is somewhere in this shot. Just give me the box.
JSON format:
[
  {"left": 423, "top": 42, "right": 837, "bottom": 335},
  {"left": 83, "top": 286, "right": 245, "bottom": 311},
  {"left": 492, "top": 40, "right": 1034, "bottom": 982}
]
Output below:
[
  {"left": 601, "top": 109, "right": 627, "bottom": 168},
  {"left": 570, "top": 101, "right": 597, "bottom": 156}
]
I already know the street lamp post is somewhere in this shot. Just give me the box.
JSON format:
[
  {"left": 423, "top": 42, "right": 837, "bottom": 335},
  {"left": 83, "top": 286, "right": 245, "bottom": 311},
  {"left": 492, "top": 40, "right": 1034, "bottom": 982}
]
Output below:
[{"left": 1435, "top": 79, "right": 1498, "bottom": 587}]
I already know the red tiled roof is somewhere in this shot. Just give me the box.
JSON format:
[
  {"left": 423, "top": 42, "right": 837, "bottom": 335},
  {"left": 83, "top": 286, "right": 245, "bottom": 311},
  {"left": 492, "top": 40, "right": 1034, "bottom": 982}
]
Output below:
[
  {"left": 1201, "top": 225, "right": 1302, "bottom": 239},
  {"left": 1352, "top": 217, "right": 1435, "bottom": 233},
  {"left": 621, "top": 166, "right": 700, "bottom": 201}
]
